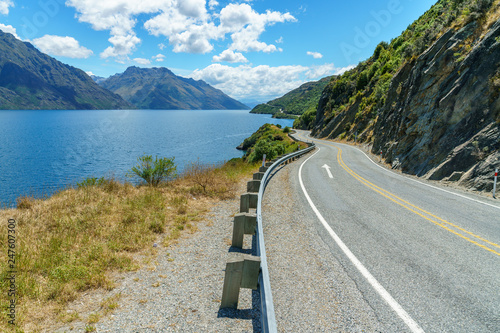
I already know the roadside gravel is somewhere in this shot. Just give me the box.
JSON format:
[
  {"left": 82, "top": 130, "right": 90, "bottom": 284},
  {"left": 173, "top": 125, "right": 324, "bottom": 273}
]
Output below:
[
  {"left": 55, "top": 182, "right": 259, "bottom": 333},
  {"left": 261, "top": 157, "right": 384, "bottom": 332}
]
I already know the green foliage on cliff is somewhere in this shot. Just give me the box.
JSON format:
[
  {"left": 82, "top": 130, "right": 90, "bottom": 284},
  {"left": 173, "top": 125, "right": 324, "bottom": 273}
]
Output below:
[
  {"left": 238, "top": 124, "right": 305, "bottom": 163},
  {"left": 251, "top": 76, "right": 332, "bottom": 117},
  {"left": 296, "top": 0, "right": 498, "bottom": 137}
]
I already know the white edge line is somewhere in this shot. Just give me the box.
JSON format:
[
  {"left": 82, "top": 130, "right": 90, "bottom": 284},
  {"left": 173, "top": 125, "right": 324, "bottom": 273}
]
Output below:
[
  {"left": 298, "top": 146, "right": 425, "bottom": 333},
  {"left": 303, "top": 132, "right": 500, "bottom": 211}
]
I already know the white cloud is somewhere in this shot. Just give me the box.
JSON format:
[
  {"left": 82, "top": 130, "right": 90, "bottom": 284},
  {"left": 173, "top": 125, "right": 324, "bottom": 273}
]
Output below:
[
  {"left": 0, "top": 0, "right": 13, "bottom": 15},
  {"left": 212, "top": 49, "right": 248, "bottom": 63},
  {"left": 32, "top": 35, "right": 93, "bottom": 58},
  {"left": 67, "top": 0, "right": 166, "bottom": 59},
  {"left": 100, "top": 34, "right": 141, "bottom": 58},
  {"left": 275, "top": 36, "right": 283, "bottom": 44},
  {"left": 134, "top": 57, "right": 151, "bottom": 65},
  {"left": 190, "top": 64, "right": 307, "bottom": 101},
  {"left": 66, "top": 0, "right": 297, "bottom": 61},
  {"left": 219, "top": 3, "right": 296, "bottom": 53},
  {"left": 0, "top": 23, "right": 20, "bottom": 39},
  {"left": 190, "top": 63, "right": 355, "bottom": 101},
  {"left": 153, "top": 53, "right": 165, "bottom": 62},
  {"left": 208, "top": 0, "right": 218, "bottom": 10},
  {"left": 177, "top": 0, "right": 207, "bottom": 18},
  {"left": 169, "top": 24, "right": 217, "bottom": 54},
  {"left": 307, "top": 51, "right": 323, "bottom": 59}
]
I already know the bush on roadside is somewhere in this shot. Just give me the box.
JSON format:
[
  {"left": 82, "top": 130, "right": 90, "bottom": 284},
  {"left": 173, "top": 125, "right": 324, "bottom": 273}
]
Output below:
[{"left": 129, "top": 154, "right": 177, "bottom": 187}]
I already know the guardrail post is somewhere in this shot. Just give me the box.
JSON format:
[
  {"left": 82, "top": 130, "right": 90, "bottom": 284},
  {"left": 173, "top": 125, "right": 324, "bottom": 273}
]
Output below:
[
  {"left": 247, "top": 179, "right": 261, "bottom": 193},
  {"left": 265, "top": 161, "right": 273, "bottom": 167},
  {"left": 221, "top": 254, "right": 261, "bottom": 309},
  {"left": 241, "top": 255, "right": 261, "bottom": 290},
  {"left": 232, "top": 213, "right": 257, "bottom": 248},
  {"left": 259, "top": 166, "right": 268, "bottom": 173},
  {"left": 221, "top": 256, "right": 244, "bottom": 309},
  {"left": 253, "top": 172, "right": 265, "bottom": 180},
  {"left": 240, "top": 193, "right": 258, "bottom": 213},
  {"left": 493, "top": 168, "right": 498, "bottom": 199}
]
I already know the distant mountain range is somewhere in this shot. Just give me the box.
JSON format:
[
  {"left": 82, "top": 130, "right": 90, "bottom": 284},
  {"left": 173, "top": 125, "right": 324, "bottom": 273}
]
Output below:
[
  {"left": 98, "top": 66, "right": 249, "bottom": 110},
  {"left": 0, "top": 30, "right": 247, "bottom": 111},
  {"left": 0, "top": 30, "right": 131, "bottom": 110}
]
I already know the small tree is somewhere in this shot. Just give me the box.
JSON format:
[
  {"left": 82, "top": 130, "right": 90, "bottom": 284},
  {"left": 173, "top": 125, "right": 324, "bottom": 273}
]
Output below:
[
  {"left": 184, "top": 159, "right": 218, "bottom": 193},
  {"left": 129, "top": 154, "right": 177, "bottom": 187}
]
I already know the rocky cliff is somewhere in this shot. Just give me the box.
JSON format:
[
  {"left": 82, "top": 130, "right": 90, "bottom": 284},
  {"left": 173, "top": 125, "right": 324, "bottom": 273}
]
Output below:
[
  {"left": 374, "top": 19, "right": 500, "bottom": 191},
  {"left": 0, "top": 30, "right": 132, "bottom": 110},
  {"left": 302, "top": 0, "right": 500, "bottom": 192}
]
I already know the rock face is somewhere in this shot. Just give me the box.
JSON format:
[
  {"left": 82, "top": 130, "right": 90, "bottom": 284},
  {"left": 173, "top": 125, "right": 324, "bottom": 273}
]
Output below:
[
  {"left": 99, "top": 66, "right": 249, "bottom": 110},
  {"left": 373, "top": 20, "right": 500, "bottom": 191},
  {"left": 0, "top": 30, "right": 132, "bottom": 110}
]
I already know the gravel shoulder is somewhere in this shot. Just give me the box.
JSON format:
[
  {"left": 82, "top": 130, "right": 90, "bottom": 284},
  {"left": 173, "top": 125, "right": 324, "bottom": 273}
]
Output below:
[
  {"left": 54, "top": 182, "right": 259, "bottom": 333},
  {"left": 261, "top": 158, "right": 384, "bottom": 332}
]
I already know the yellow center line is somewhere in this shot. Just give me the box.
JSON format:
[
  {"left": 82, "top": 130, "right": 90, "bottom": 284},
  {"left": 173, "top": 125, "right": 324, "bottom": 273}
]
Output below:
[{"left": 332, "top": 144, "right": 500, "bottom": 257}]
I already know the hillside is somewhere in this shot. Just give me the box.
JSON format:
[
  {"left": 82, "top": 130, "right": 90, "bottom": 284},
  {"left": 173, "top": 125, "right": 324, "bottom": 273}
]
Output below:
[
  {"left": 251, "top": 76, "right": 332, "bottom": 120},
  {"left": 295, "top": 0, "right": 500, "bottom": 191},
  {"left": 236, "top": 123, "right": 305, "bottom": 162},
  {"left": 99, "top": 66, "right": 249, "bottom": 110},
  {"left": 0, "top": 31, "right": 131, "bottom": 110}
]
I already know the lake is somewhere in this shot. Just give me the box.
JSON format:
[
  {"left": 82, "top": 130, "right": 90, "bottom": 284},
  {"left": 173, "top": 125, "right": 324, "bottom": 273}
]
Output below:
[{"left": 0, "top": 109, "right": 294, "bottom": 207}]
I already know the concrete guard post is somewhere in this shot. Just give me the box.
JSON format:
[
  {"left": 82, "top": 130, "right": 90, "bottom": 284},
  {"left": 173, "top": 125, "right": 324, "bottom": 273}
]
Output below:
[
  {"left": 221, "top": 254, "right": 261, "bottom": 309},
  {"left": 232, "top": 213, "right": 257, "bottom": 248},
  {"left": 240, "top": 193, "right": 258, "bottom": 213},
  {"left": 253, "top": 172, "right": 265, "bottom": 181},
  {"left": 247, "top": 179, "right": 261, "bottom": 193}
]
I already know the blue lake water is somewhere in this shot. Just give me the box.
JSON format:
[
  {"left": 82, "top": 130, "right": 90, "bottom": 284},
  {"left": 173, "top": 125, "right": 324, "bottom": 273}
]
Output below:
[{"left": 0, "top": 109, "right": 293, "bottom": 206}]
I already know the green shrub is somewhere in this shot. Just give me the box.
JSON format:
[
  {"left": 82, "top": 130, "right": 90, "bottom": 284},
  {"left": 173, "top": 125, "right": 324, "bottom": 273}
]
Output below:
[
  {"left": 129, "top": 155, "right": 177, "bottom": 187},
  {"left": 250, "top": 139, "right": 277, "bottom": 163},
  {"left": 77, "top": 177, "right": 105, "bottom": 188}
]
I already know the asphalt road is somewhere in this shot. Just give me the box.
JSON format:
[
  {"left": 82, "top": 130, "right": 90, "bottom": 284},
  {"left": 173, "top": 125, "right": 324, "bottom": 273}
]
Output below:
[{"left": 290, "top": 130, "right": 500, "bottom": 332}]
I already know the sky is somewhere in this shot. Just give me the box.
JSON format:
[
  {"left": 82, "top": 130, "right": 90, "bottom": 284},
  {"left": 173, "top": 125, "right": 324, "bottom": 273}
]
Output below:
[{"left": 0, "top": 0, "right": 437, "bottom": 104}]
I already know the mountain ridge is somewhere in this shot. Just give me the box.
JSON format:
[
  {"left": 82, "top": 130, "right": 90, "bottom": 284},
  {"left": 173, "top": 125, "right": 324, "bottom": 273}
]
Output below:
[
  {"left": 99, "top": 66, "right": 249, "bottom": 110},
  {"left": 0, "top": 30, "right": 132, "bottom": 110}
]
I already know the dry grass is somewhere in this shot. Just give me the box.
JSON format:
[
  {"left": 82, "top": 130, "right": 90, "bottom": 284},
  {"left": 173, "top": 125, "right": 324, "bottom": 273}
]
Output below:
[{"left": 0, "top": 158, "right": 257, "bottom": 332}]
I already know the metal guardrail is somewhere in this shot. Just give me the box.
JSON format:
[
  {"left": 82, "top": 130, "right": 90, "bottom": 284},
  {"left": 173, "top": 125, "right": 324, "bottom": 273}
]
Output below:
[{"left": 256, "top": 142, "right": 316, "bottom": 333}]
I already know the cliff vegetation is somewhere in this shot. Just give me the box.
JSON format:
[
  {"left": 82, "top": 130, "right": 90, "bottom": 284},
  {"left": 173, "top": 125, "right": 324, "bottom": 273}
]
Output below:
[{"left": 295, "top": 0, "right": 500, "bottom": 191}]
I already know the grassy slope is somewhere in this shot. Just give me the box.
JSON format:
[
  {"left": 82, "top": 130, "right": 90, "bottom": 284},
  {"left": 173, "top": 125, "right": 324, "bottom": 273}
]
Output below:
[{"left": 0, "top": 159, "right": 257, "bottom": 332}]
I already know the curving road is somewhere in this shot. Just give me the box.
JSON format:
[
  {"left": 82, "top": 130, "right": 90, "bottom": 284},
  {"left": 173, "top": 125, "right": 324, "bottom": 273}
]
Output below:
[{"left": 289, "top": 130, "right": 500, "bottom": 332}]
